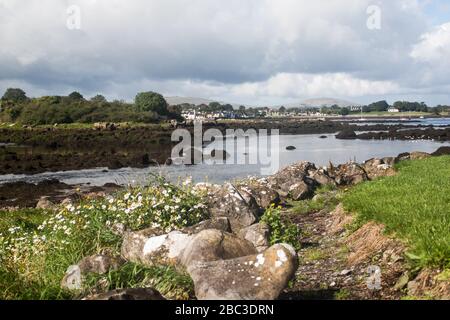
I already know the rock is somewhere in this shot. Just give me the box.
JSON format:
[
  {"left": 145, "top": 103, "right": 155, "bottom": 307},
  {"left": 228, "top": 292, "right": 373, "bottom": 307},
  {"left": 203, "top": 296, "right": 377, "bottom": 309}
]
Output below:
[
  {"left": 268, "top": 161, "right": 318, "bottom": 199},
  {"left": 188, "top": 243, "right": 299, "bottom": 300},
  {"left": 183, "top": 217, "right": 231, "bottom": 235},
  {"left": 121, "top": 229, "right": 192, "bottom": 267},
  {"left": 363, "top": 158, "right": 396, "bottom": 179},
  {"left": 180, "top": 229, "right": 257, "bottom": 270},
  {"left": 84, "top": 288, "right": 166, "bottom": 300},
  {"left": 286, "top": 146, "right": 296, "bottom": 151},
  {"left": 236, "top": 179, "right": 280, "bottom": 210},
  {"left": 340, "top": 269, "right": 352, "bottom": 276},
  {"left": 61, "top": 255, "right": 125, "bottom": 291},
  {"left": 410, "top": 151, "right": 430, "bottom": 160},
  {"left": 335, "top": 128, "right": 357, "bottom": 140},
  {"left": 396, "top": 151, "right": 430, "bottom": 162},
  {"left": 60, "top": 198, "right": 73, "bottom": 206},
  {"left": 330, "top": 162, "right": 368, "bottom": 185},
  {"left": 111, "top": 222, "right": 127, "bottom": 236},
  {"left": 288, "top": 179, "right": 315, "bottom": 201},
  {"left": 238, "top": 223, "right": 270, "bottom": 252},
  {"left": 432, "top": 146, "right": 450, "bottom": 157},
  {"left": 61, "top": 265, "right": 83, "bottom": 291},
  {"left": 319, "top": 135, "right": 328, "bottom": 139},
  {"left": 36, "top": 197, "right": 55, "bottom": 210},
  {"left": 308, "top": 169, "right": 335, "bottom": 186},
  {"left": 78, "top": 254, "right": 124, "bottom": 275},
  {"left": 205, "top": 183, "right": 259, "bottom": 231}
]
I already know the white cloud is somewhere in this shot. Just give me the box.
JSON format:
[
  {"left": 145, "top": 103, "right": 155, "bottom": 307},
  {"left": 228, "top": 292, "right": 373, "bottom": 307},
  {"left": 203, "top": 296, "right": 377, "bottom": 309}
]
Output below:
[{"left": 0, "top": 0, "right": 448, "bottom": 105}]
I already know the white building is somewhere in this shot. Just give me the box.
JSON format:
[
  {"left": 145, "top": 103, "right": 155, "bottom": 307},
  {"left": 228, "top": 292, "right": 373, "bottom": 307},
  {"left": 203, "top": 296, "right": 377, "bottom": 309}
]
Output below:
[{"left": 388, "top": 107, "right": 400, "bottom": 113}]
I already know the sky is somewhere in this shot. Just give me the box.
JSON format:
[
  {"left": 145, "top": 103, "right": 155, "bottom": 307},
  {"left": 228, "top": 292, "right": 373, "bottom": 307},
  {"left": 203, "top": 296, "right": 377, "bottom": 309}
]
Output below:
[{"left": 0, "top": 0, "right": 450, "bottom": 106}]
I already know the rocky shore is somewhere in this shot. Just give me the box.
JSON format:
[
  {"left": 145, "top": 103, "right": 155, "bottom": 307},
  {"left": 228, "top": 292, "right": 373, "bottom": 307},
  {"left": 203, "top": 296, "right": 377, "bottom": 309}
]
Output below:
[
  {"left": 2, "top": 119, "right": 448, "bottom": 175},
  {"left": 50, "top": 146, "right": 448, "bottom": 300}
]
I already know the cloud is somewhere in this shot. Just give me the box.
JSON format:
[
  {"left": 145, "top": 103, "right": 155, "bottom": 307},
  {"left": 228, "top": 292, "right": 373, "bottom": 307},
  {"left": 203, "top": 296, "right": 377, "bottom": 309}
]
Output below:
[{"left": 0, "top": 0, "right": 449, "bottom": 105}]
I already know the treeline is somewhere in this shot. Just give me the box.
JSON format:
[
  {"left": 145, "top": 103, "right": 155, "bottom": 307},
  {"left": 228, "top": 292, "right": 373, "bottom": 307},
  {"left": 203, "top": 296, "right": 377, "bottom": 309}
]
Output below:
[
  {"left": 0, "top": 89, "right": 182, "bottom": 125},
  {"left": 326, "top": 100, "right": 449, "bottom": 116}
]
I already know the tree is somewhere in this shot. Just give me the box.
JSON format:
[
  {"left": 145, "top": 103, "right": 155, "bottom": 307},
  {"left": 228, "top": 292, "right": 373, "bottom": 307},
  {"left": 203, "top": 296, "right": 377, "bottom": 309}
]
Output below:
[
  {"left": 368, "top": 100, "right": 389, "bottom": 112},
  {"left": 90, "top": 94, "right": 107, "bottom": 103},
  {"left": 340, "top": 107, "right": 350, "bottom": 116},
  {"left": 68, "top": 91, "right": 84, "bottom": 100},
  {"left": 135, "top": 91, "right": 168, "bottom": 115},
  {"left": 239, "top": 105, "right": 246, "bottom": 111},
  {"left": 223, "top": 104, "right": 234, "bottom": 111},
  {"left": 2, "top": 88, "right": 28, "bottom": 103},
  {"left": 279, "top": 106, "right": 287, "bottom": 113}
]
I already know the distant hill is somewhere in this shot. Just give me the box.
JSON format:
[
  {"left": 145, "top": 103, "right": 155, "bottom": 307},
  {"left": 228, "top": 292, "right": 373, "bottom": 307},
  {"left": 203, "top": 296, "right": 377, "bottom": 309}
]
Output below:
[
  {"left": 285, "top": 98, "right": 362, "bottom": 108},
  {"left": 165, "top": 96, "right": 362, "bottom": 109},
  {"left": 165, "top": 96, "right": 217, "bottom": 106}
]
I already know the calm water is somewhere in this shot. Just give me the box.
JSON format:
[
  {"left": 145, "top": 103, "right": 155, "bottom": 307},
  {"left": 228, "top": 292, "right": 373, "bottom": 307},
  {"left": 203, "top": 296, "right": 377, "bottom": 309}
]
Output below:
[
  {"left": 346, "top": 117, "right": 450, "bottom": 127},
  {"left": 1, "top": 133, "right": 448, "bottom": 186}
]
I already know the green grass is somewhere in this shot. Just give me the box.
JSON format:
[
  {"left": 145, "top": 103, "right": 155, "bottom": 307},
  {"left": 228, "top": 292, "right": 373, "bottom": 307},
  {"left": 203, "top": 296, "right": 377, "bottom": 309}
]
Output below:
[
  {"left": 343, "top": 156, "right": 450, "bottom": 269},
  {"left": 303, "top": 248, "right": 327, "bottom": 262},
  {"left": 291, "top": 184, "right": 340, "bottom": 215}
]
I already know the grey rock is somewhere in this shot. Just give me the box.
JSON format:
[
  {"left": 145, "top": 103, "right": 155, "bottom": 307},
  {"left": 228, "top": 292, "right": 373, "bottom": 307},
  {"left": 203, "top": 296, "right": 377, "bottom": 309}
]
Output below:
[
  {"left": 238, "top": 223, "right": 270, "bottom": 252},
  {"left": 121, "top": 229, "right": 192, "bottom": 267},
  {"left": 205, "top": 183, "right": 259, "bottom": 231},
  {"left": 188, "top": 243, "right": 299, "bottom": 300}
]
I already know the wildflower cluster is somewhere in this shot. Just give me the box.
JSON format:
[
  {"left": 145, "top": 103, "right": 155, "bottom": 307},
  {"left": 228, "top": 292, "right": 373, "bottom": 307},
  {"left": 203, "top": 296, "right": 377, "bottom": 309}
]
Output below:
[{"left": 0, "top": 178, "right": 208, "bottom": 275}]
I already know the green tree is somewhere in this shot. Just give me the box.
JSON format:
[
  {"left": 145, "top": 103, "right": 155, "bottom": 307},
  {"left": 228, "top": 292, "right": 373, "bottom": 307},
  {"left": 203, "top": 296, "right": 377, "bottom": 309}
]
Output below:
[
  {"left": 135, "top": 91, "right": 168, "bottom": 115},
  {"left": 90, "top": 94, "right": 107, "bottom": 103},
  {"left": 368, "top": 100, "right": 389, "bottom": 112},
  {"left": 2, "top": 88, "right": 28, "bottom": 103},
  {"left": 208, "top": 102, "right": 221, "bottom": 111},
  {"left": 340, "top": 107, "right": 350, "bottom": 116},
  {"left": 279, "top": 106, "right": 286, "bottom": 113},
  {"left": 68, "top": 91, "right": 84, "bottom": 100}
]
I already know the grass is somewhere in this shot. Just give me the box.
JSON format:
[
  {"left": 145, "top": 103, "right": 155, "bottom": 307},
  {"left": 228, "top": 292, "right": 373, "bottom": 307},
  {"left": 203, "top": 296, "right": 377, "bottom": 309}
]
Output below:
[
  {"left": 343, "top": 156, "right": 450, "bottom": 269},
  {"left": 291, "top": 184, "right": 341, "bottom": 215},
  {"left": 334, "top": 288, "right": 351, "bottom": 300},
  {"left": 303, "top": 248, "right": 327, "bottom": 262}
]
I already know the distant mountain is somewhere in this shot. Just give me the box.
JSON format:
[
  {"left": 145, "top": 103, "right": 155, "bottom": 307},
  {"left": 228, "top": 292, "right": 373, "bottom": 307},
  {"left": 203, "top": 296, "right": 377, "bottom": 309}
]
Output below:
[
  {"left": 165, "top": 96, "right": 217, "bottom": 106},
  {"left": 291, "top": 98, "right": 362, "bottom": 108},
  {"left": 165, "top": 96, "right": 362, "bottom": 109}
]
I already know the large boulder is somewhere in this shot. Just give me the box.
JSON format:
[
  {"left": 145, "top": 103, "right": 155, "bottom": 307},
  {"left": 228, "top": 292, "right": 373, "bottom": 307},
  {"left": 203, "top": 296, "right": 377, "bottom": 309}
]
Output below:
[
  {"left": 188, "top": 244, "right": 299, "bottom": 300},
  {"left": 84, "top": 288, "right": 166, "bottom": 300},
  {"left": 180, "top": 229, "right": 257, "bottom": 270},
  {"left": 205, "top": 183, "right": 260, "bottom": 231},
  {"left": 238, "top": 223, "right": 270, "bottom": 252}
]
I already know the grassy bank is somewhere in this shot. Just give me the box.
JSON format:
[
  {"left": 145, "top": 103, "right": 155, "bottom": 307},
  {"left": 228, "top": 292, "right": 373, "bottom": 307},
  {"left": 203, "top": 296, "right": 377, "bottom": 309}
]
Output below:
[{"left": 343, "top": 156, "right": 450, "bottom": 269}]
